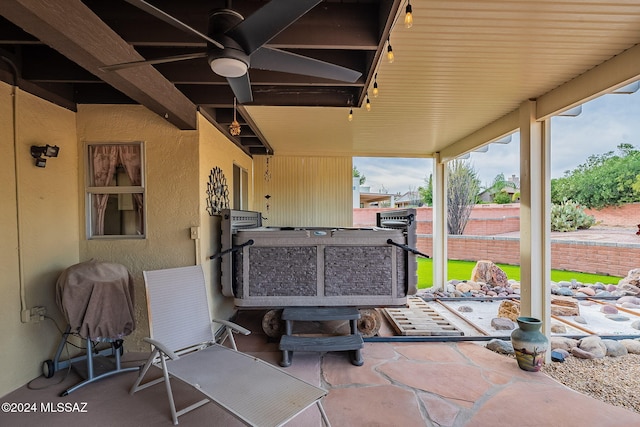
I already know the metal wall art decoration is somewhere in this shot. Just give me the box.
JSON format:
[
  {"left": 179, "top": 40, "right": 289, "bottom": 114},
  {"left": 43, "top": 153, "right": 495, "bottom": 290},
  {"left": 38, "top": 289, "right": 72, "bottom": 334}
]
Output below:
[{"left": 206, "top": 166, "right": 229, "bottom": 216}]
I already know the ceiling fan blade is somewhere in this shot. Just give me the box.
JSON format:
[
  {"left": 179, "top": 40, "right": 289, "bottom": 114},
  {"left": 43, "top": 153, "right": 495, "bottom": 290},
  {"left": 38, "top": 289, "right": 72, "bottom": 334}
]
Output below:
[
  {"left": 251, "top": 48, "right": 362, "bottom": 83},
  {"left": 227, "top": 0, "right": 322, "bottom": 55},
  {"left": 123, "top": 0, "right": 224, "bottom": 49},
  {"left": 100, "top": 52, "right": 208, "bottom": 72},
  {"left": 227, "top": 74, "right": 253, "bottom": 104}
]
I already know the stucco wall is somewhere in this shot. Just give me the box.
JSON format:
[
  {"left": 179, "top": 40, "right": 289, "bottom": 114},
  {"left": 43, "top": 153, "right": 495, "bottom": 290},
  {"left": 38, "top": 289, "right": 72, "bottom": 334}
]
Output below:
[
  {"left": 0, "top": 83, "right": 79, "bottom": 396},
  {"left": 77, "top": 104, "right": 202, "bottom": 350}
]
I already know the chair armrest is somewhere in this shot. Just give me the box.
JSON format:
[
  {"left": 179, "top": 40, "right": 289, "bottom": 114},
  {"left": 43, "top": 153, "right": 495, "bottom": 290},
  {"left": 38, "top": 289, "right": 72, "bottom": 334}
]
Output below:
[
  {"left": 143, "top": 337, "right": 180, "bottom": 360},
  {"left": 213, "top": 319, "right": 251, "bottom": 336}
]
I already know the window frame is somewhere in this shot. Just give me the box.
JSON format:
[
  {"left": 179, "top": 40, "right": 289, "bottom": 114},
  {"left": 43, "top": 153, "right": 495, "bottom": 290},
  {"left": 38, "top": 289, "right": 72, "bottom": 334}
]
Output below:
[{"left": 84, "top": 141, "right": 147, "bottom": 240}]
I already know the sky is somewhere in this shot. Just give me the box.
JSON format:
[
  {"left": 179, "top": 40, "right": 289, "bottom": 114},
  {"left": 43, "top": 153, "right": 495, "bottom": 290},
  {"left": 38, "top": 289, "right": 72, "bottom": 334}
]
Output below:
[{"left": 354, "top": 86, "right": 640, "bottom": 194}]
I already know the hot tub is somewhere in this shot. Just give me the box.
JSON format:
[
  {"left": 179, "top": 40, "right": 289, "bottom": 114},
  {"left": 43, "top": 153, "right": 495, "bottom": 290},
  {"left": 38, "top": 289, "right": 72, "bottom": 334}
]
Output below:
[{"left": 218, "top": 209, "right": 418, "bottom": 308}]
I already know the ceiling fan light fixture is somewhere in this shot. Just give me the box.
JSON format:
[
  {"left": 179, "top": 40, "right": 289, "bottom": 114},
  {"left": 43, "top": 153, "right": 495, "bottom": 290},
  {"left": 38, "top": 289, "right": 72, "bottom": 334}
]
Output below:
[{"left": 210, "top": 57, "right": 248, "bottom": 78}]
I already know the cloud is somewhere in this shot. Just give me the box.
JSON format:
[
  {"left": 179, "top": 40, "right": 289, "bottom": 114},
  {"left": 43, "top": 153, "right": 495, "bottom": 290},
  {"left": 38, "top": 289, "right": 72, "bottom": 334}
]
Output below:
[{"left": 356, "top": 89, "right": 640, "bottom": 193}]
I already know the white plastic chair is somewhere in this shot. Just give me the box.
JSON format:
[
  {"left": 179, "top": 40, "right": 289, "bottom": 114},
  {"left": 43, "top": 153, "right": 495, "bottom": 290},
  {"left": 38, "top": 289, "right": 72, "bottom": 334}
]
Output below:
[{"left": 130, "top": 265, "right": 330, "bottom": 426}]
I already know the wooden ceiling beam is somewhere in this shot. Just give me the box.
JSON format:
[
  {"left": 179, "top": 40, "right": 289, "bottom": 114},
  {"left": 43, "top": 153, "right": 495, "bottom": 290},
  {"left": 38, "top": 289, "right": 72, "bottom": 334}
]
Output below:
[{"left": 0, "top": 0, "right": 198, "bottom": 129}]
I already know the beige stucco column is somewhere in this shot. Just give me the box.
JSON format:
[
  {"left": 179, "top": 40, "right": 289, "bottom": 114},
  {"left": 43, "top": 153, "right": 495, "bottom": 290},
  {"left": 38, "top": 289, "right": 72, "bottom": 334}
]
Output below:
[
  {"left": 518, "top": 100, "right": 552, "bottom": 344},
  {"left": 432, "top": 154, "right": 447, "bottom": 288}
]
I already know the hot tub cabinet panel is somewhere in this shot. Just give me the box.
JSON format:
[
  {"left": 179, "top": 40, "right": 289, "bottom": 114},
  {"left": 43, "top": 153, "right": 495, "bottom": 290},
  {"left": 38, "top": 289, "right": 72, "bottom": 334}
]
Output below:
[{"left": 231, "top": 227, "right": 412, "bottom": 307}]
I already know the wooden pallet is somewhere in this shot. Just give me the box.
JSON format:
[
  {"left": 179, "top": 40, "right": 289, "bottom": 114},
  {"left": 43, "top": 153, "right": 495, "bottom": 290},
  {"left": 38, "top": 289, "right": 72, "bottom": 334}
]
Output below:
[{"left": 383, "top": 297, "right": 464, "bottom": 336}]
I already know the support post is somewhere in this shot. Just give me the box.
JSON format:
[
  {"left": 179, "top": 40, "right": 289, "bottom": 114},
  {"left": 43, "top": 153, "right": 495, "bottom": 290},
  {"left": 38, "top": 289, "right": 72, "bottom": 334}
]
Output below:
[
  {"left": 432, "top": 154, "right": 447, "bottom": 289},
  {"left": 519, "top": 100, "right": 552, "bottom": 360}
]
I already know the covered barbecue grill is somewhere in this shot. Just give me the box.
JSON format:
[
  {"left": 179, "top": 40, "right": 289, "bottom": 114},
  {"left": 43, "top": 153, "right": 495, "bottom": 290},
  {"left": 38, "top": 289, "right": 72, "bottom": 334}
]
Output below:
[
  {"left": 216, "top": 209, "right": 421, "bottom": 337},
  {"left": 43, "top": 260, "right": 139, "bottom": 395}
]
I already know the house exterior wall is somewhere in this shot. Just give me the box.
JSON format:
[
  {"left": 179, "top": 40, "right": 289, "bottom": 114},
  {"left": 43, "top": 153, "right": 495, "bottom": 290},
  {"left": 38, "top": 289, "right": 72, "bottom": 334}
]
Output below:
[
  {"left": 77, "top": 104, "right": 201, "bottom": 351},
  {"left": 253, "top": 156, "right": 352, "bottom": 227},
  {"left": 0, "top": 98, "right": 255, "bottom": 397},
  {"left": 197, "top": 114, "right": 253, "bottom": 321},
  {"left": 0, "top": 83, "right": 79, "bottom": 396}
]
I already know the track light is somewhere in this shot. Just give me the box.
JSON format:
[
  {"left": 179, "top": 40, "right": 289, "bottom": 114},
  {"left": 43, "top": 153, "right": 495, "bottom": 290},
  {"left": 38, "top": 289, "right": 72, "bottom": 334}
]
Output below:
[
  {"left": 404, "top": 1, "right": 413, "bottom": 28},
  {"left": 366, "top": 94, "right": 371, "bottom": 111},
  {"left": 348, "top": 108, "right": 353, "bottom": 122},
  {"left": 373, "top": 73, "right": 379, "bottom": 97},
  {"left": 387, "top": 38, "right": 394, "bottom": 63},
  {"left": 30, "top": 144, "right": 59, "bottom": 168}
]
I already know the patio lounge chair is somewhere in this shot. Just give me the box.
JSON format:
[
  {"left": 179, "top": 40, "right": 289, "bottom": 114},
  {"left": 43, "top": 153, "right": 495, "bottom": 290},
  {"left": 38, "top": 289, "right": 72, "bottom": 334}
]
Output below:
[{"left": 129, "top": 265, "right": 330, "bottom": 426}]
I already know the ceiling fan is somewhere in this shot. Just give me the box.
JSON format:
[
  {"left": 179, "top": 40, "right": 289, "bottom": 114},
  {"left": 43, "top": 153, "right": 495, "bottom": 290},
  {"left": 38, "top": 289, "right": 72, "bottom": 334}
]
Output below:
[{"left": 101, "top": 0, "right": 363, "bottom": 104}]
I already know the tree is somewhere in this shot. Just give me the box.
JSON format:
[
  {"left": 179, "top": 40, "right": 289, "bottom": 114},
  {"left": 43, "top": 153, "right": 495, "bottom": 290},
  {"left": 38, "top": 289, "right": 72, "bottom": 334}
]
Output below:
[
  {"left": 447, "top": 160, "right": 480, "bottom": 235},
  {"left": 419, "top": 174, "right": 433, "bottom": 206},
  {"left": 551, "top": 144, "right": 640, "bottom": 208},
  {"left": 353, "top": 166, "right": 366, "bottom": 186}
]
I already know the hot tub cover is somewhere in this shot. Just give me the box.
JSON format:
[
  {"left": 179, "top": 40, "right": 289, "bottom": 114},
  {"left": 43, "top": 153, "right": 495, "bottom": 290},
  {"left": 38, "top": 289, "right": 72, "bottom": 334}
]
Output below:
[{"left": 56, "top": 260, "right": 136, "bottom": 340}]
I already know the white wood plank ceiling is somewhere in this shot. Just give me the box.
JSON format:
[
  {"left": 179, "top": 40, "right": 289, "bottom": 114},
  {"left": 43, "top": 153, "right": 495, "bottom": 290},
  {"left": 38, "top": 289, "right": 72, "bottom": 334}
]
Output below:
[{"left": 245, "top": 0, "right": 640, "bottom": 158}]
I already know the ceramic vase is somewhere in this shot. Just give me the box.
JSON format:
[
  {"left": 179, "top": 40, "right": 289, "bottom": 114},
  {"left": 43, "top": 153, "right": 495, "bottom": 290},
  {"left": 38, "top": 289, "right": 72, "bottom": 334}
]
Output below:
[{"left": 510, "top": 316, "right": 548, "bottom": 372}]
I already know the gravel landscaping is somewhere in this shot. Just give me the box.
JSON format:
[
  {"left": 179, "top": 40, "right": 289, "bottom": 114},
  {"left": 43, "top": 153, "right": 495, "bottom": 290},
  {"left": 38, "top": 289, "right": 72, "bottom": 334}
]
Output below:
[{"left": 542, "top": 353, "right": 640, "bottom": 414}]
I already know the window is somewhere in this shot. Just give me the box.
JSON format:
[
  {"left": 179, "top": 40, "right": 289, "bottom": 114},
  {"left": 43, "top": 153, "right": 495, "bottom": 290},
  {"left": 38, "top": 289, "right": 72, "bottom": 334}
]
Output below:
[{"left": 86, "top": 143, "right": 145, "bottom": 238}]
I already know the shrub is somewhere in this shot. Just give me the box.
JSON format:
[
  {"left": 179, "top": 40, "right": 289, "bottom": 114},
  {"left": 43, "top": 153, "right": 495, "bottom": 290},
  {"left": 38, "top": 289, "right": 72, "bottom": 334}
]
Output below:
[{"left": 551, "top": 199, "right": 597, "bottom": 232}]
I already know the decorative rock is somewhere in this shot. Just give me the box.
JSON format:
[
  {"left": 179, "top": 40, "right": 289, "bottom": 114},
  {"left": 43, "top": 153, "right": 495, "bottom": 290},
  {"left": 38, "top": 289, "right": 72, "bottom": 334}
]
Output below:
[
  {"left": 621, "top": 339, "right": 640, "bottom": 354},
  {"left": 571, "top": 347, "right": 597, "bottom": 359},
  {"left": 550, "top": 323, "right": 567, "bottom": 333},
  {"left": 554, "top": 287, "right": 574, "bottom": 297},
  {"left": 457, "top": 305, "right": 473, "bottom": 313},
  {"left": 594, "top": 291, "right": 612, "bottom": 298},
  {"left": 550, "top": 337, "right": 579, "bottom": 352},
  {"left": 553, "top": 348, "right": 571, "bottom": 359},
  {"left": 577, "top": 287, "right": 596, "bottom": 296},
  {"left": 550, "top": 295, "right": 580, "bottom": 316},
  {"left": 604, "top": 314, "right": 629, "bottom": 321},
  {"left": 497, "top": 300, "right": 520, "bottom": 322},
  {"left": 491, "top": 317, "right": 516, "bottom": 331},
  {"left": 601, "top": 339, "right": 628, "bottom": 357},
  {"left": 551, "top": 350, "right": 566, "bottom": 362},
  {"left": 578, "top": 335, "right": 606, "bottom": 358},
  {"left": 471, "top": 260, "right": 509, "bottom": 287},
  {"left": 619, "top": 268, "right": 640, "bottom": 287},
  {"left": 580, "top": 300, "right": 595, "bottom": 306},
  {"left": 557, "top": 281, "right": 572, "bottom": 288},
  {"left": 632, "top": 320, "right": 640, "bottom": 330},
  {"left": 486, "top": 339, "right": 514, "bottom": 355},
  {"left": 617, "top": 295, "right": 639, "bottom": 305},
  {"left": 606, "top": 284, "right": 618, "bottom": 292},
  {"left": 573, "top": 316, "right": 587, "bottom": 324},
  {"left": 618, "top": 283, "right": 640, "bottom": 296},
  {"left": 600, "top": 305, "right": 618, "bottom": 314}
]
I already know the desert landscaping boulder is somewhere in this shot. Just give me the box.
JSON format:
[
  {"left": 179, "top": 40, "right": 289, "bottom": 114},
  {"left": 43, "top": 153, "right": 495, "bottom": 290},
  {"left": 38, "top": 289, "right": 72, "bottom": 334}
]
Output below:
[
  {"left": 471, "top": 260, "right": 509, "bottom": 287},
  {"left": 497, "top": 300, "right": 520, "bottom": 322},
  {"left": 601, "top": 339, "right": 628, "bottom": 357},
  {"left": 577, "top": 335, "right": 607, "bottom": 358},
  {"left": 550, "top": 295, "right": 580, "bottom": 316},
  {"left": 619, "top": 268, "right": 640, "bottom": 287},
  {"left": 550, "top": 337, "right": 579, "bottom": 352}
]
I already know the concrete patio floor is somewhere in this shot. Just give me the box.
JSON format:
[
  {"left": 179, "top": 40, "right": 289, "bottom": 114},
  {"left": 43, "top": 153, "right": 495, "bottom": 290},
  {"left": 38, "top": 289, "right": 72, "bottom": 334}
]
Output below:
[
  {"left": 2, "top": 308, "right": 640, "bottom": 426},
  {"left": 232, "top": 310, "right": 640, "bottom": 427}
]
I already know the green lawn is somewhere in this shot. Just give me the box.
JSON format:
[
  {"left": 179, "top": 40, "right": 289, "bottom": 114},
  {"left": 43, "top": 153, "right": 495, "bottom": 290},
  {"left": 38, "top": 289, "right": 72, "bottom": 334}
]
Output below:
[{"left": 417, "top": 258, "right": 622, "bottom": 289}]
